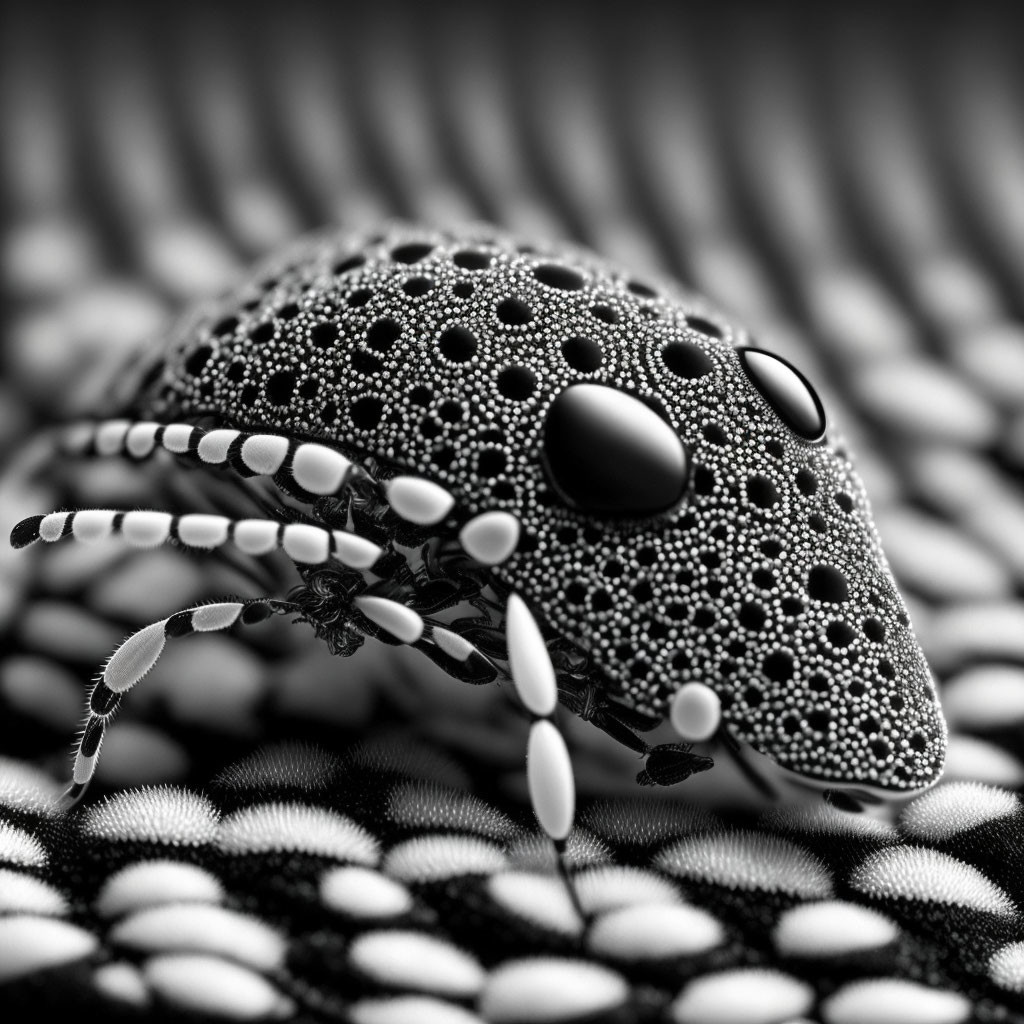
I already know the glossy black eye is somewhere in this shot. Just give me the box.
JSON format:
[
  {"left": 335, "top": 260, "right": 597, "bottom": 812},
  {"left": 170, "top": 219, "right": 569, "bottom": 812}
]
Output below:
[
  {"left": 738, "top": 347, "right": 827, "bottom": 442},
  {"left": 541, "top": 384, "right": 689, "bottom": 516}
]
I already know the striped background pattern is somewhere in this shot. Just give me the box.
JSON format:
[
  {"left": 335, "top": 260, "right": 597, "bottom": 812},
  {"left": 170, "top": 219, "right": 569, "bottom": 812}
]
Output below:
[{"left": 3, "top": 3, "right": 1024, "bottom": 1022}]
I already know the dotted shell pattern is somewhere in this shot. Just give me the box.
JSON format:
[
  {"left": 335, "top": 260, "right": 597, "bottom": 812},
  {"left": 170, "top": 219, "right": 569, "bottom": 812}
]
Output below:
[{"left": 132, "top": 222, "right": 945, "bottom": 793}]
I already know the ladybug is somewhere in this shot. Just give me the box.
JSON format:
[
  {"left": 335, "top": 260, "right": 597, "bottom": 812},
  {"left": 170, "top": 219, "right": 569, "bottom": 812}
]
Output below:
[{"left": 11, "top": 223, "right": 946, "bottom": 869}]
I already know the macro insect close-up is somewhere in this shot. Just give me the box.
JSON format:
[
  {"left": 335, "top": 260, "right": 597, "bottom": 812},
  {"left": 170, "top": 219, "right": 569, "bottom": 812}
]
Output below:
[{"left": 4, "top": 4, "right": 1024, "bottom": 1023}]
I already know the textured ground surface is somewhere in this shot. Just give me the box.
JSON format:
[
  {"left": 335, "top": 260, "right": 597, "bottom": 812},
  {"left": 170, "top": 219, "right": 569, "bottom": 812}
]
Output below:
[{"left": 3, "top": 4, "right": 1024, "bottom": 1022}]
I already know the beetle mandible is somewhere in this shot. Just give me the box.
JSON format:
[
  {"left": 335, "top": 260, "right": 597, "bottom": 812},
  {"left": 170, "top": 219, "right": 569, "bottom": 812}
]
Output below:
[{"left": 11, "top": 222, "right": 947, "bottom": 883}]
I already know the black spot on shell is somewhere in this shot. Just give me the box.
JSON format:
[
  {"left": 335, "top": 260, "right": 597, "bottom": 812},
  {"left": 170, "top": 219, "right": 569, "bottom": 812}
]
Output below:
[
  {"left": 250, "top": 322, "right": 275, "bottom": 344},
  {"left": 477, "top": 449, "right": 506, "bottom": 478},
  {"left": 298, "top": 378, "right": 318, "bottom": 399},
  {"left": 367, "top": 319, "right": 401, "bottom": 352},
  {"left": 497, "top": 366, "right": 536, "bottom": 400},
  {"left": 590, "top": 305, "right": 619, "bottom": 324},
  {"left": 213, "top": 316, "right": 239, "bottom": 337},
  {"left": 277, "top": 303, "right": 300, "bottom": 320},
  {"left": 391, "top": 243, "right": 433, "bottom": 264},
  {"left": 351, "top": 397, "right": 384, "bottom": 430},
  {"left": 402, "top": 277, "right": 433, "bottom": 297},
  {"left": 226, "top": 361, "right": 246, "bottom": 382},
  {"left": 409, "top": 386, "right": 432, "bottom": 406},
  {"left": 348, "top": 289, "right": 372, "bottom": 307},
  {"left": 452, "top": 282, "right": 473, "bottom": 298},
  {"left": 796, "top": 469, "right": 818, "bottom": 496},
  {"left": 835, "top": 492, "right": 854, "bottom": 513},
  {"left": 240, "top": 384, "right": 258, "bottom": 405},
  {"left": 534, "top": 264, "right": 584, "bottom": 290},
  {"left": 311, "top": 322, "right": 338, "bottom": 349},
  {"left": 826, "top": 621, "right": 857, "bottom": 649},
  {"left": 662, "top": 341, "right": 713, "bottom": 380},
  {"left": 760, "top": 539, "right": 783, "bottom": 558},
  {"left": 753, "top": 569, "right": 777, "bottom": 591},
  {"left": 319, "top": 401, "right": 337, "bottom": 424},
  {"left": 333, "top": 255, "right": 364, "bottom": 274},
  {"left": 863, "top": 618, "right": 885, "bottom": 642},
  {"left": 439, "top": 400, "right": 463, "bottom": 423},
  {"left": 497, "top": 298, "right": 533, "bottom": 325},
  {"left": 352, "top": 351, "right": 384, "bottom": 376},
  {"left": 685, "top": 315, "right": 722, "bottom": 339},
  {"left": 185, "top": 346, "right": 212, "bottom": 377},
  {"left": 592, "top": 590, "right": 613, "bottom": 612},
  {"left": 807, "top": 710, "right": 831, "bottom": 733},
  {"left": 453, "top": 250, "right": 492, "bottom": 270},
  {"left": 763, "top": 651, "right": 794, "bottom": 682},
  {"left": 703, "top": 423, "right": 728, "bottom": 446},
  {"left": 439, "top": 326, "right": 478, "bottom": 363},
  {"left": 266, "top": 370, "right": 295, "bottom": 406},
  {"left": 562, "top": 336, "right": 603, "bottom": 372},
  {"left": 808, "top": 565, "right": 849, "bottom": 604},
  {"left": 746, "top": 475, "right": 780, "bottom": 509},
  {"left": 739, "top": 603, "right": 767, "bottom": 631},
  {"left": 628, "top": 280, "right": 658, "bottom": 298}
]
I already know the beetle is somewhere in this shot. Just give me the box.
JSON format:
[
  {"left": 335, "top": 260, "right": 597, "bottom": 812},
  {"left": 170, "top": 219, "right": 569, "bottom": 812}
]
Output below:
[{"left": 11, "top": 222, "right": 946, "bottom": 883}]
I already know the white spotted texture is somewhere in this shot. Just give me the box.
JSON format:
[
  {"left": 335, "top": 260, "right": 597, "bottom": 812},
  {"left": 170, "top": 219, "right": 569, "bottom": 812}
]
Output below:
[
  {"left": 821, "top": 979, "right": 971, "bottom": 1024},
  {"left": 480, "top": 958, "right": 629, "bottom": 1023},
  {"left": 217, "top": 803, "right": 379, "bottom": 863},
  {"left": 319, "top": 867, "right": 413, "bottom": 919},
  {"left": 899, "top": 782, "right": 1018, "bottom": 841},
  {"left": 942, "top": 664, "right": 1024, "bottom": 730},
  {"left": 96, "top": 860, "right": 224, "bottom": 918},
  {"left": 82, "top": 787, "right": 220, "bottom": 845},
  {"left": 0, "top": 917, "right": 98, "bottom": 982},
  {"left": 759, "top": 803, "right": 898, "bottom": 842},
  {"left": 849, "top": 846, "right": 1015, "bottom": 916},
  {"left": 388, "top": 781, "right": 519, "bottom": 840},
  {"left": 773, "top": 900, "right": 899, "bottom": 957},
  {"left": 383, "top": 835, "right": 508, "bottom": 883},
  {"left": 574, "top": 865, "right": 682, "bottom": 914},
  {"left": 0, "top": 756, "right": 62, "bottom": 814},
  {"left": 656, "top": 830, "right": 833, "bottom": 897},
  {"left": 143, "top": 954, "right": 293, "bottom": 1019},
  {"left": 348, "top": 930, "right": 485, "bottom": 998},
  {"left": 670, "top": 968, "right": 814, "bottom": 1024},
  {"left": 0, "top": 820, "right": 48, "bottom": 867},
  {"left": 588, "top": 902, "right": 725, "bottom": 960},
  {"left": 579, "top": 798, "right": 717, "bottom": 847}
]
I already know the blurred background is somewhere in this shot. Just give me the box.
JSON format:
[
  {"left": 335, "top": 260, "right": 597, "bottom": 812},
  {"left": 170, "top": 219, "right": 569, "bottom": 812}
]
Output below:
[{"left": 2, "top": 0, "right": 1024, "bottom": 802}]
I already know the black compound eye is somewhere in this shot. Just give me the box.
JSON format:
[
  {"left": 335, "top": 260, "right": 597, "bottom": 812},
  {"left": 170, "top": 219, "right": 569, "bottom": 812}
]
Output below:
[
  {"left": 738, "top": 347, "right": 827, "bottom": 442},
  {"left": 542, "top": 384, "right": 689, "bottom": 516}
]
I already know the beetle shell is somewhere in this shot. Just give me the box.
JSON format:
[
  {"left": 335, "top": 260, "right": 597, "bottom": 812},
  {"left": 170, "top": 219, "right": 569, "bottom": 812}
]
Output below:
[{"left": 131, "top": 222, "right": 946, "bottom": 794}]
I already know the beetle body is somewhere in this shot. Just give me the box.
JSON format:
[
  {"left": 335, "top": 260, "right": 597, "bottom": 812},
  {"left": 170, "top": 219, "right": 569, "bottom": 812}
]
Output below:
[{"left": 14, "top": 222, "right": 946, "bottom": 817}]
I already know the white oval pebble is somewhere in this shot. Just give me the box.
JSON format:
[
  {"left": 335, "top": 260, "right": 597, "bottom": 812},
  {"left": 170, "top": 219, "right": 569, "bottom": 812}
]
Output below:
[
  {"left": 0, "top": 654, "right": 81, "bottom": 730},
  {"left": 874, "top": 509, "right": 1011, "bottom": 600},
  {"left": 111, "top": 904, "right": 286, "bottom": 970},
  {"left": 93, "top": 961, "right": 150, "bottom": 1007},
  {"left": 144, "top": 953, "right": 293, "bottom": 1019},
  {"left": 320, "top": 867, "right": 412, "bottom": 919},
  {"left": 240, "top": 434, "right": 289, "bottom": 475},
  {"left": 506, "top": 594, "right": 558, "bottom": 717},
  {"left": 217, "top": 803, "right": 379, "bottom": 864},
  {"left": 527, "top": 720, "right": 575, "bottom": 841},
  {"left": 349, "top": 930, "right": 484, "bottom": 998},
  {"left": 942, "top": 664, "right": 1024, "bottom": 730},
  {"left": 355, "top": 595, "right": 424, "bottom": 644},
  {"left": 0, "top": 870, "right": 67, "bottom": 916},
  {"left": 459, "top": 511, "right": 520, "bottom": 565},
  {"left": 0, "top": 756, "right": 62, "bottom": 815},
  {"left": 233, "top": 519, "right": 281, "bottom": 556},
  {"left": 899, "top": 782, "right": 1018, "bottom": 841},
  {"left": 821, "top": 978, "right": 970, "bottom": 1024},
  {"left": 388, "top": 781, "right": 519, "bottom": 840},
  {"left": 480, "top": 958, "right": 629, "bottom": 1024},
  {"left": 774, "top": 900, "right": 898, "bottom": 957},
  {"left": 196, "top": 429, "right": 239, "bottom": 464},
  {"left": 989, "top": 941, "right": 1024, "bottom": 992},
  {"left": 671, "top": 968, "right": 814, "bottom": 1024},
  {"left": 849, "top": 846, "right": 1014, "bottom": 916},
  {"left": 292, "top": 443, "right": 351, "bottom": 493},
  {"left": 282, "top": 523, "right": 330, "bottom": 563},
  {"left": 384, "top": 834, "right": 508, "bottom": 884},
  {"left": 574, "top": 865, "right": 682, "bottom": 914},
  {"left": 669, "top": 682, "right": 721, "bottom": 743},
  {"left": 656, "top": 831, "right": 833, "bottom": 897},
  {"left": 0, "top": 916, "right": 98, "bottom": 982},
  {"left": 350, "top": 996, "right": 485, "bottom": 1024},
  {"left": 96, "top": 860, "right": 224, "bottom": 918},
  {"left": 487, "top": 872, "right": 582, "bottom": 936},
  {"left": 927, "top": 601, "right": 1024, "bottom": 669},
  {"left": 94, "top": 722, "right": 189, "bottom": 788},
  {"left": 177, "top": 514, "right": 230, "bottom": 548},
  {"left": 386, "top": 476, "right": 455, "bottom": 525},
  {"left": 121, "top": 511, "right": 172, "bottom": 548},
  {"left": 589, "top": 902, "right": 724, "bottom": 960}
]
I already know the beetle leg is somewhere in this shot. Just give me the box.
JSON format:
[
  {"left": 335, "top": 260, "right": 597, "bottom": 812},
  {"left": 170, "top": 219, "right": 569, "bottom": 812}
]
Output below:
[
  {"left": 11, "top": 509, "right": 384, "bottom": 572},
  {"left": 64, "top": 598, "right": 293, "bottom": 807}
]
